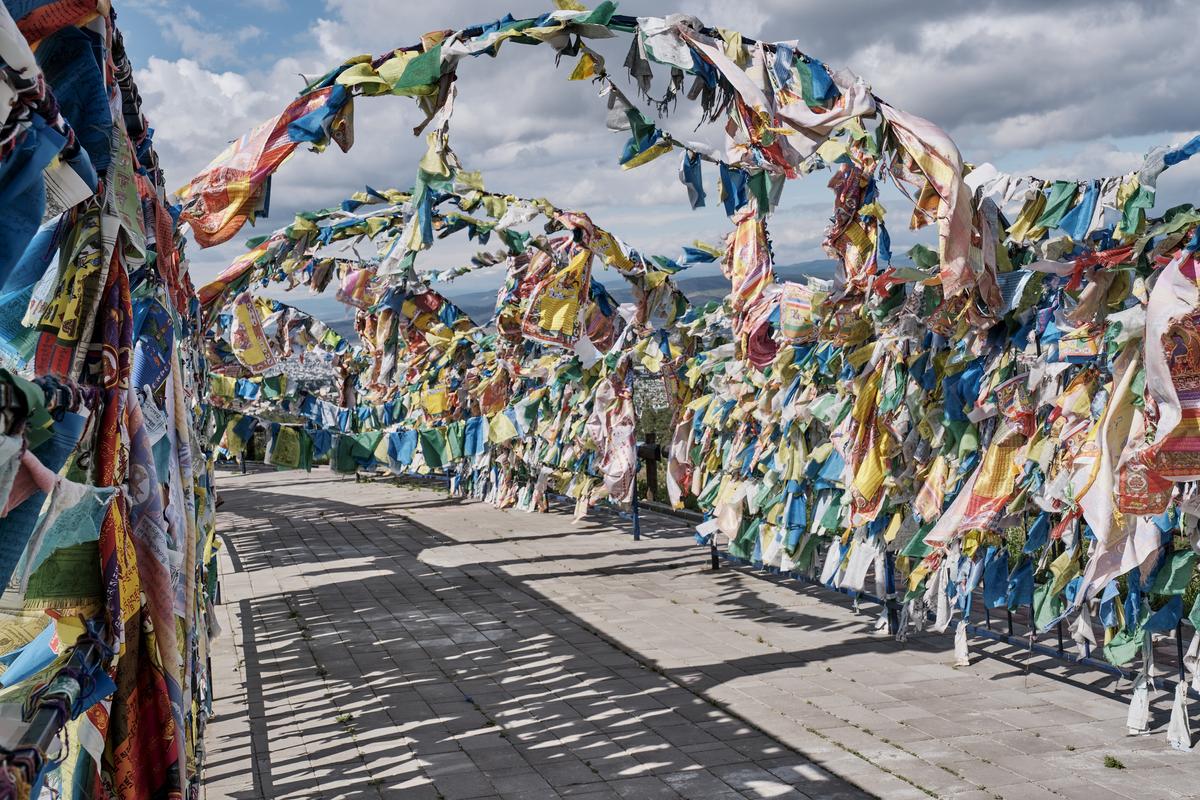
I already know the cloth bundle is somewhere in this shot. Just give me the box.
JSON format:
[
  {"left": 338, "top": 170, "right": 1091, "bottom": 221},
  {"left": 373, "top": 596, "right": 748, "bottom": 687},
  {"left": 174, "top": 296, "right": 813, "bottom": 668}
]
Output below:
[{"left": 0, "top": 3, "right": 217, "bottom": 798}]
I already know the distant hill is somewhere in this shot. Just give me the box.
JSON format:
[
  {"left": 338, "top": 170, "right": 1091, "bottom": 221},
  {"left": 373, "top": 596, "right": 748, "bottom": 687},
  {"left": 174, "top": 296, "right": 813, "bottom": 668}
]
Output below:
[
  {"left": 775, "top": 260, "right": 838, "bottom": 282},
  {"left": 443, "top": 259, "right": 837, "bottom": 322},
  {"left": 671, "top": 259, "right": 837, "bottom": 306},
  {"left": 283, "top": 258, "right": 838, "bottom": 332}
]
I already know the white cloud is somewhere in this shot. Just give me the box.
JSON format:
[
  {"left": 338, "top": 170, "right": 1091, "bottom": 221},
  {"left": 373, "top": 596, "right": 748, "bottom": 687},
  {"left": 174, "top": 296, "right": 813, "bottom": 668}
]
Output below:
[
  {"left": 136, "top": 56, "right": 299, "bottom": 176},
  {"left": 134, "top": 0, "right": 1200, "bottom": 285},
  {"left": 153, "top": 14, "right": 265, "bottom": 66}
]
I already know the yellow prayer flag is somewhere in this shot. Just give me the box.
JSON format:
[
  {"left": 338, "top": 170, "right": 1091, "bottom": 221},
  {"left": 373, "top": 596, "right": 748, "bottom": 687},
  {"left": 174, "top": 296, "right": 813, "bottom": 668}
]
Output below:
[{"left": 569, "top": 52, "right": 598, "bottom": 81}]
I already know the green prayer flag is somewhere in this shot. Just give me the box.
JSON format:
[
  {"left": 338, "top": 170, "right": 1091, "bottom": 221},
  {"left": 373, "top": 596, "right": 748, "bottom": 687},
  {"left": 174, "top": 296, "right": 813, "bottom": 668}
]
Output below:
[
  {"left": 729, "top": 516, "right": 761, "bottom": 561},
  {"left": 1032, "top": 580, "right": 1063, "bottom": 632},
  {"left": 792, "top": 533, "right": 821, "bottom": 572},
  {"left": 1150, "top": 549, "right": 1197, "bottom": 596},
  {"left": 576, "top": 1, "right": 617, "bottom": 26},
  {"left": 1103, "top": 627, "right": 1143, "bottom": 667},
  {"left": 332, "top": 432, "right": 382, "bottom": 473},
  {"left": 571, "top": 2, "right": 614, "bottom": 25},
  {"left": 900, "top": 526, "right": 933, "bottom": 560},
  {"left": 792, "top": 59, "right": 821, "bottom": 109},
  {"left": 817, "top": 490, "right": 845, "bottom": 531},
  {"left": 262, "top": 374, "right": 287, "bottom": 400},
  {"left": 1120, "top": 185, "right": 1155, "bottom": 236},
  {"left": 500, "top": 227, "right": 530, "bottom": 254},
  {"left": 747, "top": 171, "right": 770, "bottom": 215},
  {"left": 392, "top": 43, "right": 443, "bottom": 92},
  {"left": 446, "top": 420, "right": 465, "bottom": 461},
  {"left": 419, "top": 428, "right": 448, "bottom": 469},
  {"left": 1033, "top": 180, "right": 1079, "bottom": 230}
]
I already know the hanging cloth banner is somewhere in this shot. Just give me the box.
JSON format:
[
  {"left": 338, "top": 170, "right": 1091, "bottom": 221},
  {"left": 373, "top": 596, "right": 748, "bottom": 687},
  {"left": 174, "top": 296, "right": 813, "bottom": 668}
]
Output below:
[
  {"left": 779, "top": 282, "right": 827, "bottom": 342},
  {"left": 724, "top": 208, "right": 772, "bottom": 333},
  {"left": 176, "top": 86, "right": 346, "bottom": 247},
  {"left": 521, "top": 247, "right": 593, "bottom": 348},
  {"left": 229, "top": 291, "right": 278, "bottom": 374}
]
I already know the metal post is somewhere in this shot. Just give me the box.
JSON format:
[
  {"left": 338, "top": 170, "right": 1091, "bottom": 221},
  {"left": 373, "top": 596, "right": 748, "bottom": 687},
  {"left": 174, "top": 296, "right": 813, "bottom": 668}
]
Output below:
[
  {"left": 1007, "top": 608, "right": 1014, "bottom": 636},
  {"left": 885, "top": 550, "right": 899, "bottom": 635},
  {"left": 17, "top": 641, "right": 101, "bottom": 754},
  {"left": 631, "top": 490, "right": 642, "bottom": 541},
  {"left": 631, "top": 436, "right": 642, "bottom": 542},
  {"left": 1054, "top": 540, "right": 1065, "bottom": 655}
]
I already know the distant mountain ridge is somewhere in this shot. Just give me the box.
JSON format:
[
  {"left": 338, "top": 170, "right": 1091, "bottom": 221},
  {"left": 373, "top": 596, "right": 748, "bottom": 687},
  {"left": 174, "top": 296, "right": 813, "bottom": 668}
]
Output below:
[
  {"left": 286, "top": 258, "right": 838, "bottom": 334},
  {"left": 446, "top": 259, "right": 838, "bottom": 322}
]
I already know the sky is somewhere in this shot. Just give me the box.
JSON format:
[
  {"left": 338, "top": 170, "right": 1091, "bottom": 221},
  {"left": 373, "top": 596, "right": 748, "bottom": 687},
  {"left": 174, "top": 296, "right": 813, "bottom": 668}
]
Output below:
[{"left": 117, "top": 0, "right": 1200, "bottom": 313}]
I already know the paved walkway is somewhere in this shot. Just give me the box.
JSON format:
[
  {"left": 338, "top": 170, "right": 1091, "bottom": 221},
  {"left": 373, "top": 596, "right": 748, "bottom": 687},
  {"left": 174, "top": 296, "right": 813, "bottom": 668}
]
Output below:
[{"left": 204, "top": 468, "right": 1200, "bottom": 800}]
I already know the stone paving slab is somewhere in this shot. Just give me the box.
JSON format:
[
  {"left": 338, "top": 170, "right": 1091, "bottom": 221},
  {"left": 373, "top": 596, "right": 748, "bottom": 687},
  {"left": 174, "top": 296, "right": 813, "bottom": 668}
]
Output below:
[
  {"left": 204, "top": 469, "right": 871, "bottom": 799},
  {"left": 204, "top": 468, "right": 1200, "bottom": 799}
]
